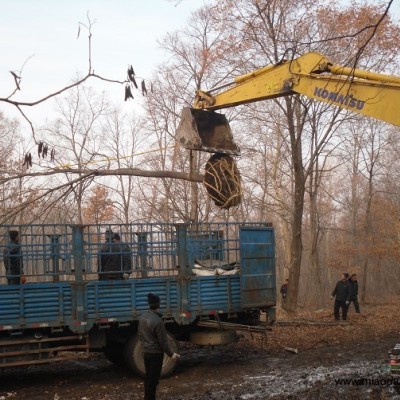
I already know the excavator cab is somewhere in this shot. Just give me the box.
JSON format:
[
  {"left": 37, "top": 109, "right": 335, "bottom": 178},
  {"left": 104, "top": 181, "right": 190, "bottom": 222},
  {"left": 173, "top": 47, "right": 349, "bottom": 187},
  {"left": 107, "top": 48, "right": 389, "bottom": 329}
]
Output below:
[{"left": 176, "top": 107, "right": 240, "bottom": 155}]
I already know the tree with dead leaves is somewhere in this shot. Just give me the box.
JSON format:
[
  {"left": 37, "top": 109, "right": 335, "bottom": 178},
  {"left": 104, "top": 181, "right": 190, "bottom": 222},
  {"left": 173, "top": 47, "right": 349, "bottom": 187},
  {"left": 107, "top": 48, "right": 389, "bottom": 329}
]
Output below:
[{"left": 82, "top": 185, "right": 115, "bottom": 225}]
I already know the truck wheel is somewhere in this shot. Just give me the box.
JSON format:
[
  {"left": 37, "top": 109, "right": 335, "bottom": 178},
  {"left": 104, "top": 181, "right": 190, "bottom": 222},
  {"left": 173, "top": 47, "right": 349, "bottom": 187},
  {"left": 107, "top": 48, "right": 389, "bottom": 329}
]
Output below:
[{"left": 124, "top": 333, "right": 179, "bottom": 378}]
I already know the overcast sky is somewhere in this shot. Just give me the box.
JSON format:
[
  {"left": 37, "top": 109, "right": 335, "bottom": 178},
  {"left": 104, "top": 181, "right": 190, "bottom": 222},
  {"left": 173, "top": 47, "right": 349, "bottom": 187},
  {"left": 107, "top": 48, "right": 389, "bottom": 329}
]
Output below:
[{"left": 0, "top": 0, "right": 203, "bottom": 127}]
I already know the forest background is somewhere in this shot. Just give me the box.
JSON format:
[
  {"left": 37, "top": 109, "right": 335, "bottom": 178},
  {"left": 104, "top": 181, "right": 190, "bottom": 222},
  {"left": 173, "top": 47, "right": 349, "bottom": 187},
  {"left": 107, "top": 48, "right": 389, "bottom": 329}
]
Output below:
[{"left": 1, "top": 0, "right": 400, "bottom": 312}]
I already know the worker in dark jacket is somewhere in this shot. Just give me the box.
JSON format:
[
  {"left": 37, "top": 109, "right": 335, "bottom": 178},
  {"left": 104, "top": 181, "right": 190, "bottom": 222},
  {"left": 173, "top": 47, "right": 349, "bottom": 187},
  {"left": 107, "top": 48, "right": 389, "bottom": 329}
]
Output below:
[
  {"left": 348, "top": 273, "right": 361, "bottom": 313},
  {"left": 98, "top": 229, "right": 124, "bottom": 280},
  {"left": 280, "top": 279, "right": 288, "bottom": 306},
  {"left": 113, "top": 233, "right": 132, "bottom": 278},
  {"left": 138, "top": 293, "right": 180, "bottom": 400},
  {"left": 3, "top": 230, "right": 25, "bottom": 285},
  {"left": 331, "top": 273, "right": 351, "bottom": 320}
]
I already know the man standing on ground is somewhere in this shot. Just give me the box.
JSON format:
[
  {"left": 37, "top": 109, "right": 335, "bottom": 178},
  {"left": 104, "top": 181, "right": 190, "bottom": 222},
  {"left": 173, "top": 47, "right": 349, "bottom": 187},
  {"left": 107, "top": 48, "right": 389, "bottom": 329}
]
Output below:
[
  {"left": 348, "top": 273, "right": 361, "bottom": 313},
  {"left": 331, "top": 273, "right": 351, "bottom": 320},
  {"left": 3, "top": 230, "right": 25, "bottom": 285},
  {"left": 138, "top": 293, "right": 180, "bottom": 400},
  {"left": 280, "top": 278, "right": 288, "bottom": 306}
]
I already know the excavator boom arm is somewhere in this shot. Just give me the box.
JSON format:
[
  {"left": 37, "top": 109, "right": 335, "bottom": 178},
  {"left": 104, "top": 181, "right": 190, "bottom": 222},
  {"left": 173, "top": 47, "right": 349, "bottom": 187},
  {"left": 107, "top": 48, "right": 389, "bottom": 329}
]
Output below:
[
  {"left": 194, "top": 52, "right": 400, "bottom": 126},
  {"left": 176, "top": 52, "right": 400, "bottom": 157}
]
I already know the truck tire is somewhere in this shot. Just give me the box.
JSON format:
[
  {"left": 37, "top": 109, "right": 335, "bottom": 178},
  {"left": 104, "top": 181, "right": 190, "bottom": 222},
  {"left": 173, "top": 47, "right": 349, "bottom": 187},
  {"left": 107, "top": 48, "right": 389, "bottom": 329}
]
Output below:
[{"left": 124, "top": 333, "right": 179, "bottom": 378}]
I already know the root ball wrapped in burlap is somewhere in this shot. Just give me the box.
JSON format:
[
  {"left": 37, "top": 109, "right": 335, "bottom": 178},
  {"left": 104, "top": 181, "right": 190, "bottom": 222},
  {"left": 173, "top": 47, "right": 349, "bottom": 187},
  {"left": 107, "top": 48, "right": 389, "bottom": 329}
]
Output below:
[{"left": 203, "top": 153, "right": 242, "bottom": 209}]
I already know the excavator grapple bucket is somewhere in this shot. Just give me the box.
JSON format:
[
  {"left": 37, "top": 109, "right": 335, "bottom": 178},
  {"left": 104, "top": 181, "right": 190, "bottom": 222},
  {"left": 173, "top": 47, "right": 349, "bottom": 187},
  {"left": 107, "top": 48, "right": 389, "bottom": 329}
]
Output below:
[{"left": 176, "top": 107, "right": 240, "bottom": 155}]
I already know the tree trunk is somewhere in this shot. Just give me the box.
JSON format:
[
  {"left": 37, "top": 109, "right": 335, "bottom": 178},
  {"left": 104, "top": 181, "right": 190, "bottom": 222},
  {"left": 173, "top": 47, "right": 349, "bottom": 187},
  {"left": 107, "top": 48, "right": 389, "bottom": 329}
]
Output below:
[
  {"left": 310, "top": 190, "right": 323, "bottom": 308},
  {"left": 189, "top": 150, "right": 199, "bottom": 223},
  {"left": 285, "top": 98, "right": 305, "bottom": 313}
]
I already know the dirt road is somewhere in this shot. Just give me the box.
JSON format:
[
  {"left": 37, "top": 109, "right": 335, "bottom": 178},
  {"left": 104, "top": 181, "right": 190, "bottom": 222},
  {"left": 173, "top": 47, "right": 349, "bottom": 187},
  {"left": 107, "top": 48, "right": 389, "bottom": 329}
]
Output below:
[{"left": 0, "top": 304, "right": 399, "bottom": 399}]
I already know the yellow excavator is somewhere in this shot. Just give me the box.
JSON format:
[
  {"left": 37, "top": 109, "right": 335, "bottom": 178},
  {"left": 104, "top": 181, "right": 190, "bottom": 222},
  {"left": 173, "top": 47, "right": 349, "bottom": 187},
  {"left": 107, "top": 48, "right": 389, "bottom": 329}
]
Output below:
[
  {"left": 177, "top": 51, "right": 400, "bottom": 156},
  {"left": 176, "top": 51, "right": 400, "bottom": 208}
]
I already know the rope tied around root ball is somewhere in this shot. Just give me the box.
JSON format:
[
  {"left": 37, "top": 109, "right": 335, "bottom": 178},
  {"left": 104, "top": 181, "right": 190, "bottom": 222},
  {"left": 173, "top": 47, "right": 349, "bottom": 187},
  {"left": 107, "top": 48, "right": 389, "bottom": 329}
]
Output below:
[{"left": 203, "top": 153, "right": 242, "bottom": 209}]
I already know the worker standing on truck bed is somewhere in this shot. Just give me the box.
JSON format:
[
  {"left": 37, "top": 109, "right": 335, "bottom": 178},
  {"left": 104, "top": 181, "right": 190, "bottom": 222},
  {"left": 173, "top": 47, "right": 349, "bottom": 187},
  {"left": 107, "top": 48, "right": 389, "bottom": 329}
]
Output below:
[
  {"left": 138, "top": 293, "right": 180, "bottom": 400},
  {"left": 3, "top": 230, "right": 25, "bottom": 285},
  {"left": 98, "top": 229, "right": 124, "bottom": 280},
  {"left": 113, "top": 232, "right": 132, "bottom": 278}
]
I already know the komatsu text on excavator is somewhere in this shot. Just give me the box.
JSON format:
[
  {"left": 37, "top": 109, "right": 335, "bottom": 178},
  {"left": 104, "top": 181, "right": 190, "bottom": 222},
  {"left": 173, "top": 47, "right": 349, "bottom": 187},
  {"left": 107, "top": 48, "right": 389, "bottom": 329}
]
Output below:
[{"left": 177, "top": 51, "right": 400, "bottom": 156}]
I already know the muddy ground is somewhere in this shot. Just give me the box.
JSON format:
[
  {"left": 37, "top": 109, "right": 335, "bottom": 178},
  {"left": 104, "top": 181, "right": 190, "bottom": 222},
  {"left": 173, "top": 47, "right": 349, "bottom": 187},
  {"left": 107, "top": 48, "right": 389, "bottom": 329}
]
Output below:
[{"left": 1, "top": 303, "right": 400, "bottom": 400}]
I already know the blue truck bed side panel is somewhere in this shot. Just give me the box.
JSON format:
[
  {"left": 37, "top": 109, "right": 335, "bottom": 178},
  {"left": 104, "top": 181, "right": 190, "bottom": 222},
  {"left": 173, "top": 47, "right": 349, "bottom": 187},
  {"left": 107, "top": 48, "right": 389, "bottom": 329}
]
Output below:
[
  {"left": 189, "top": 276, "right": 240, "bottom": 314},
  {"left": 86, "top": 278, "right": 179, "bottom": 320},
  {"left": 0, "top": 283, "right": 72, "bottom": 326},
  {"left": 0, "top": 276, "right": 241, "bottom": 330}
]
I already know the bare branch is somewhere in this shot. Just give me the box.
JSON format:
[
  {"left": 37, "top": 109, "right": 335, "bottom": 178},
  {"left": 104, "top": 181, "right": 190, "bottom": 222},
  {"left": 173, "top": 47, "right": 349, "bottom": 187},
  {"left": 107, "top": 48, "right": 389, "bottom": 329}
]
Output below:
[{"left": 0, "top": 167, "right": 204, "bottom": 185}]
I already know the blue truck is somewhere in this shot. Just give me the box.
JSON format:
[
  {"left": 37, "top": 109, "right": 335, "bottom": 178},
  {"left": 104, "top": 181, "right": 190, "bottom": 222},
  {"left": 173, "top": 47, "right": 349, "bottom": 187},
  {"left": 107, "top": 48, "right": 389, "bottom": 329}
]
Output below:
[{"left": 0, "top": 222, "right": 276, "bottom": 376}]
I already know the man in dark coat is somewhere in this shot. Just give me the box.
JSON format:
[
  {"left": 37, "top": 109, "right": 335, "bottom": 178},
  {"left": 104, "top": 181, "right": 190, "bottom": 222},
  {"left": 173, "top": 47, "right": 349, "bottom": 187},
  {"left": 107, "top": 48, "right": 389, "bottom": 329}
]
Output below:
[
  {"left": 280, "top": 279, "right": 288, "bottom": 306},
  {"left": 331, "top": 273, "right": 351, "bottom": 320},
  {"left": 113, "top": 233, "right": 132, "bottom": 278},
  {"left": 3, "top": 230, "right": 25, "bottom": 285},
  {"left": 138, "top": 293, "right": 180, "bottom": 400},
  {"left": 98, "top": 229, "right": 124, "bottom": 280},
  {"left": 348, "top": 273, "right": 361, "bottom": 313}
]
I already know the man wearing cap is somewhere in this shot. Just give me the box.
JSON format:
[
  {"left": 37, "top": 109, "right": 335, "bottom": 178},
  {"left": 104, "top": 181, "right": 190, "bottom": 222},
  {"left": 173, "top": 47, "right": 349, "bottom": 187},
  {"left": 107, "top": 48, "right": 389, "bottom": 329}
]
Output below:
[
  {"left": 98, "top": 229, "right": 124, "bottom": 280},
  {"left": 3, "top": 230, "right": 25, "bottom": 285},
  {"left": 138, "top": 293, "right": 180, "bottom": 400},
  {"left": 331, "top": 273, "right": 351, "bottom": 320}
]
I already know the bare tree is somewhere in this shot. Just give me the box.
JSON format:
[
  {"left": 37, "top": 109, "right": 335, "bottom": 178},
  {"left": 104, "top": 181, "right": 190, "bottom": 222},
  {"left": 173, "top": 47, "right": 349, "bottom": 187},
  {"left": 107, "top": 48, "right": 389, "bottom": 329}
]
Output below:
[
  {"left": 42, "top": 84, "right": 109, "bottom": 223},
  {"left": 0, "top": 16, "right": 204, "bottom": 223},
  {"left": 99, "top": 108, "right": 146, "bottom": 224}
]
